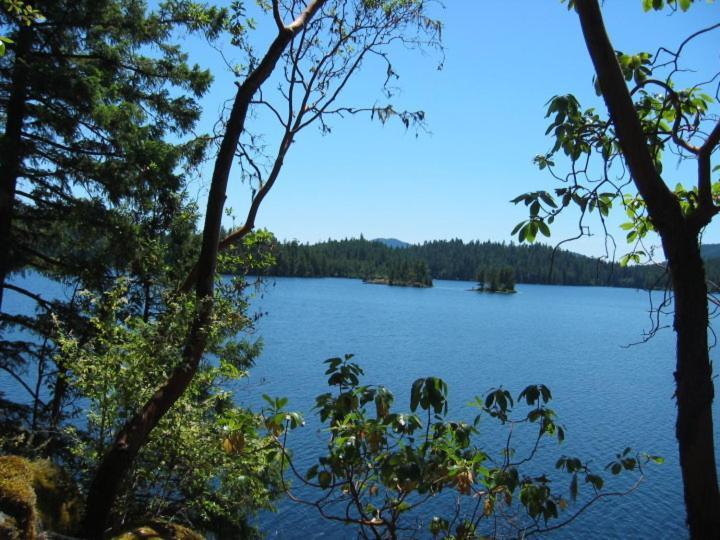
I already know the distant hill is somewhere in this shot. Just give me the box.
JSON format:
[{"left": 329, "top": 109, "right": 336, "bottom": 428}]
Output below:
[
  {"left": 372, "top": 238, "right": 410, "bottom": 249},
  {"left": 701, "top": 244, "right": 720, "bottom": 260}
]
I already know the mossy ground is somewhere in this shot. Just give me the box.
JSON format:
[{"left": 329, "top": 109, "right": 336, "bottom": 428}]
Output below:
[
  {"left": 0, "top": 456, "right": 37, "bottom": 540},
  {"left": 0, "top": 456, "right": 82, "bottom": 539},
  {"left": 112, "top": 521, "right": 204, "bottom": 540}
]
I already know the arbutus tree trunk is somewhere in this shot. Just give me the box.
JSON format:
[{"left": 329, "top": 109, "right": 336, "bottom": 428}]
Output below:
[
  {"left": 80, "top": 2, "right": 326, "bottom": 536},
  {"left": 666, "top": 229, "right": 720, "bottom": 538},
  {"left": 575, "top": 1, "right": 720, "bottom": 536}
]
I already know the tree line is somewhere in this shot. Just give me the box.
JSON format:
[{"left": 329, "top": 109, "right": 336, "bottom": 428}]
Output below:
[{"left": 266, "top": 236, "right": 678, "bottom": 289}]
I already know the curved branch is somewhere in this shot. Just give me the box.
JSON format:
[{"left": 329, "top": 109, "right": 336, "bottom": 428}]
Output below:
[
  {"left": 575, "top": 1, "right": 681, "bottom": 233},
  {"left": 524, "top": 476, "right": 644, "bottom": 538},
  {"left": 631, "top": 78, "right": 699, "bottom": 154},
  {"left": 697, "top": 118, "right": 720, "bottom": 210},
  {"left": 272, "top": 0, "right": 285, "bottom": 30}
]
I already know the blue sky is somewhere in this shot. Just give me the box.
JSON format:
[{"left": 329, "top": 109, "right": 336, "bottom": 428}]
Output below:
[{"left": 185, "top": 1, "right": 719, "bottom": 258}]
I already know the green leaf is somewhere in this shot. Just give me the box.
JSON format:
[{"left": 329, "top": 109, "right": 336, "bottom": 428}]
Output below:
[
  {"left": 539, "top": 192, "right": 557, "bottom": 208},
  {"left": 538, "top": 221, "right": 551, "bottom": 238},
  {"left": 318, "top": 471, "right": 332, "bottom": 488},
  {"left": 530, "top": 200, "right": 541, "bottom": 217},
  {"left": 586, "top": 474, "right": 604, "bottom": 491},
  {"left": 410, "top": 378, "right": 423, "bottom": 412},
  {"left": 570, "top": 473, "right": 578, "bottom": 501},
  {"left": 525, "top": 221, "right": 538, "bottom": 243},
  {"left": 306, "top": 464, "right": 319, "bottom": 480}
]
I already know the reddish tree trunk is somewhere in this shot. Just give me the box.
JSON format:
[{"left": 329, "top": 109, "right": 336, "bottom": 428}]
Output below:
[
  {"left": 666, "top": 230, "right": 720, "bottom": 538},
  {"left": 80, "top": 3, "right": 326, "bottom": 536},
  {"left": 575, "top": 2, "right": 720, "bottom": 536}
]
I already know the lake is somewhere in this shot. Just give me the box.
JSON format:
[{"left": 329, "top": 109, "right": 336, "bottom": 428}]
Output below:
[
  {"left": 238, "top": 277, "right": 718, "bottom": 539},
  {"left": 2, "top": 276, "right": 717, "bottom": 538}
]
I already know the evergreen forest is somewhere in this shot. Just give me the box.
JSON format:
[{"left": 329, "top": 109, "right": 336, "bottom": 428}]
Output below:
[{"left": 267, "top": 237, "right": 674, "bottom": 289}]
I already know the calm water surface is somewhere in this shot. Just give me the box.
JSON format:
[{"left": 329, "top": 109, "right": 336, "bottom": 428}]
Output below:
[
  {"left": 2, "top": 276, "right": 717, "bottom": 538},
  {"left": 237, "top": 278, "right": 719, "bottom": 539}
]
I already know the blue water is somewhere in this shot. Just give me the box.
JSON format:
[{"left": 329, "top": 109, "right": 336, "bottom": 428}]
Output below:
[
  {"left": 2, "top": 276, "right": 717, "bottom": 538},
  {"left": 235, "top": 277, "right": 718, "bottom": 539}
]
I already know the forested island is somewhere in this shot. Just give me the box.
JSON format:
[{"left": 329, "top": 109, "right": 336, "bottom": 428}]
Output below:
[
  {"left": 362, "top": 265, "right": 432, "bottom": 288},
  {"left": 472, "top": 266, "right": 516, "bottom": 293}
]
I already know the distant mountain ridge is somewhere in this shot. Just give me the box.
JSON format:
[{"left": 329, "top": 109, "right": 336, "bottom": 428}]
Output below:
[
  {"left": 701, "top": 244, "right": 720, "bottom": 260},
  {"left": 371, "top": 238, "right": 410, "bottom": 249}
]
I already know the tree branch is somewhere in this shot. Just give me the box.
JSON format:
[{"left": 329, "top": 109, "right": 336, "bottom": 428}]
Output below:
[
  {"left": 272, "top": 0, "right": 285, "bottom": 30},
  {"left": 575, "top": 0, "right": 682, "bottom": 233},
  {"left": 693, "top": 118, "right": 720, "bottom": 226}
]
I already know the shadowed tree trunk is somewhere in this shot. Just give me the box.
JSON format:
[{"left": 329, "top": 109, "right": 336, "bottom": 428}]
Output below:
[
  {"left": 80, "top": 2, "right": 326, "bottom": 536},
  {"left": 575, "top": 1, "right": 720, "bottom": 536},
  {"left": 0, "top": 27, "right": 31, "bottom": 311},
  {"left": 666, "top": 228, "right": 720, "bottom": 538}
]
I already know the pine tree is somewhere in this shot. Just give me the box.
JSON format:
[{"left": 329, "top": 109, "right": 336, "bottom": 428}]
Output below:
[{"left": 0, "top": 0, "right": 223, "bottom": 449}]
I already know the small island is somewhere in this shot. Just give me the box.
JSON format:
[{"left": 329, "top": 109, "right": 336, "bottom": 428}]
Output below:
[
  {"left": 363, "top": 259, "right": 433, "bottom": 288},
  {"left": 471, "top": 265, "right": 516, "bottom": 294},
  {"left": 363, "top": 276, "right": 432, "bottom": 288}
]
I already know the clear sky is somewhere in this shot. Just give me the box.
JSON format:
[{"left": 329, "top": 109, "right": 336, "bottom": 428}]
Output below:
[{"left": 185, "top": 1, "right": 720, "bottom": 258}]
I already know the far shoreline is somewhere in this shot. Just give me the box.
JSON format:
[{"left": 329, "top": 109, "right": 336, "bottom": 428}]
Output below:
[{"left": 242, "top": 274, "right": 659, "bottom": 292}]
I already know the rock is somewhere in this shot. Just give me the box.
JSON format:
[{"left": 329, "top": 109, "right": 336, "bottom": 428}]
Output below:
[
  {"left": 30, "top": 459, "right": 82, "bottom": 535},
  {"left": 112, "top": 521, "right": 204, "bottom": 540},
  {"left": 0, "top": 456, "right": 82, "bottom": 539},
  {"left": 0, "top": 456, "right": 37, "bottom": 540}
]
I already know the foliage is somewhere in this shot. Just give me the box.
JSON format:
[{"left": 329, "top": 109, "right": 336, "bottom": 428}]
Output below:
[
  {"left": 55, "top": 270, "right": 280, "bottom": 536},
  {"left": 475, "top": 266, "right": 515, "bottom": 293},
  {"left": 362, "top": 257, "right": 433, "bottom": 287},
  {"left": 512, "top": 5, "right": 719, "bottom": 271},
  {"left": 0, "top": 0, "right": 42, "bottom": 55},
  {"left": 2, "top": 0, "right": 444, "bottom": 535},
  {"left": 562, "top": 0, "right": 710, "bottom": 12},
  {"left": 270, "top": 355, "right": 657, "bottom": 539},
  {"left": 517, "top": 2, "right": 720, "bottom": 534},
  {"left": 0, "top": 0, "right": 224, "bottom": 454}
]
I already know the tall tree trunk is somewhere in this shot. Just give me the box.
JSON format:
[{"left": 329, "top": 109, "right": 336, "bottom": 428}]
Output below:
[
  {"left": 0, "top": 27, "right": 31, "bottom": 311},
  {"left": 667, "top": 230, "right": 720, "bottom": 538},
  {"left": 80, "top": 74, "right": 265, "bottom": 540},
  {"left": 574, "top": 2, "right": 720, "bottom": 536},
  {"left": 80, "top": 3, "right": 325, "bottom": 536}
]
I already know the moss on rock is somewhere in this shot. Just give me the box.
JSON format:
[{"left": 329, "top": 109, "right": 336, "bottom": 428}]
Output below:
[
  {"left": 112, "top": 521, "right": 205, "bottom": 540},
  {"left": 0, "top": 456, "right": 37, "bottom": 540},
  {"left": 30, "top": 459, "right": 82, "bottom": 535},
  {"left": 0, "top": 456, "right": 83, "bottom": 539}
]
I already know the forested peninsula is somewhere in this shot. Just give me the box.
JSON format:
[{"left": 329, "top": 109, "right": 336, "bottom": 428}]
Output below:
[{"left": 266, "top": 236, "right": 676, "bottom": 289}]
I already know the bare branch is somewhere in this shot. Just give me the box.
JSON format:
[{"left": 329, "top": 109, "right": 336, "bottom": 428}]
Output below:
[{"left": 272, "top": 0, "right": 285, "bottom": 30}]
